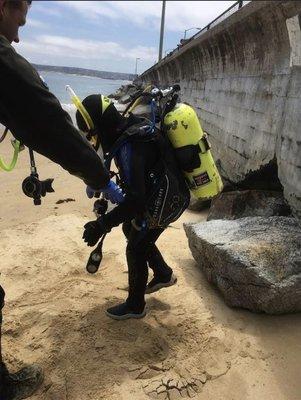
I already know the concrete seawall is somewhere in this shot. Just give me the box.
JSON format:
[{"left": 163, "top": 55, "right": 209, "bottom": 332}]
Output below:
[{"left": 140, "top": 1, "right": 301, "bottom": 218}]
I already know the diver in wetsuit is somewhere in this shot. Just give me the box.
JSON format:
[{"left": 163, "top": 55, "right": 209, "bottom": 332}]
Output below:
[{"left": 77, "top": 94, "right": 190, "bottom": 320}]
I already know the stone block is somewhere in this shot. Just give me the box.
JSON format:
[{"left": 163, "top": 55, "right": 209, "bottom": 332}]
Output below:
[
  {"left": 207, "top": 190, "right": 291, "bottom": 220},
  {"left": 184, "top": 217, "right": 301, "bottom": 314}
]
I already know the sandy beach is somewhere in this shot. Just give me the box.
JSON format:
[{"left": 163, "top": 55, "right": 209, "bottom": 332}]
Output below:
[{"left": 0, "top": 133, "right": 301, "bottom": 400}]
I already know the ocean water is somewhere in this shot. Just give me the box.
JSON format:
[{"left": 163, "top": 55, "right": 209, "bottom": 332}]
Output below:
[{"left": 38, "top": 70, "right": 130, "bottom": 104}]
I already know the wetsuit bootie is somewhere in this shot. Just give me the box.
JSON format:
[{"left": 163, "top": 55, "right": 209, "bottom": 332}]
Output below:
[
  {"left": 145, "top": 273, "right": 177, "bottom": 294},
  {"left": 0, "top": 362, "right": 44, "bottom": 400},
  {"left": 106, "top": 302, "right": 146, "bottom": 320}
]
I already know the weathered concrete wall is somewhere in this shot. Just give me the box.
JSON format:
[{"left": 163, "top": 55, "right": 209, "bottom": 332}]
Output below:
[{"left": 140, "top": 1, "right": 301, "bottom": 219}]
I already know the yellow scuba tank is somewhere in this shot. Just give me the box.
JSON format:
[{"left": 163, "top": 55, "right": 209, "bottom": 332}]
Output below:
[{"left": 163, "top": 103, "right": 223, "bottom": 200}]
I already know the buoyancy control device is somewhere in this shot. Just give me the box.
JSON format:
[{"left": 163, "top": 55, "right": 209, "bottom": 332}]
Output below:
[
  {"left": 104, "top": 120, "right": 190, "bottom": 229},
  {"left": 128, "top": 85, "right": 223, "bottom": 200}
]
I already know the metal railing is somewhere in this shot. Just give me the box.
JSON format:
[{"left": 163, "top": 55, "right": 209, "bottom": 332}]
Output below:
[
  {"left": 190, "top": 0, "right": 247, "bottom": 41},
  {"left": 141, "top": 0, "right": 250, "bottom": 74}
]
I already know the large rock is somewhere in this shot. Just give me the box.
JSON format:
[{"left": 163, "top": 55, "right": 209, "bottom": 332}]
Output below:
[
  {"left": 207, "top": 190, "right": 291, "bottom": 220},
  {"left": 109, "top": 83, "right": 142, "bottom": 102},
  {"left": 188, "top": 197, "right": 211, "bottom": 212},
  {"left": 119, "top": 94, "right": 132, "bottom": 105},
  {"left": 184, "top": 217, "right": 301, "bottom": 314}
]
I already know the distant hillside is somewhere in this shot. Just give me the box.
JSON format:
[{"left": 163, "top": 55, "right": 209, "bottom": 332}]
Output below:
[{"left": 32, "top": 64, "right": 135, "bottom": 81}]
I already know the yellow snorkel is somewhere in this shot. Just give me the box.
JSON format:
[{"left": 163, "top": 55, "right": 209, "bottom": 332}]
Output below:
[
  {"left": 66, "top": 85, "right": 95, "bottom": 131},
  {"left": 0, "top": 128, "right": 21, "bottom": 172},
  {"left": 66, "top": 85, "right": 99, "bottom": 148}
]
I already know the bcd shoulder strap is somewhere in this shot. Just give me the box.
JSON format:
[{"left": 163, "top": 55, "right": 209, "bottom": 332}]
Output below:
[{"left": 104, "top": 118, "right": 158, "bottom": 170}]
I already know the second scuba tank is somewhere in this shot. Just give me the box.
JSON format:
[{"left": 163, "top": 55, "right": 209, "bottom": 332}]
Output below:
[{"left": 163, "top": 103, "right": 223, "bottom": 200}]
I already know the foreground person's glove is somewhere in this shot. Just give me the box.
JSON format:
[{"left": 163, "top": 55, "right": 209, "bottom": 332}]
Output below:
[
  {"left": 83, "top": 218, "right": 110, "bottom": 247},
  {"left": 86, "top": 180, "right": 124, "bottom": 204}
]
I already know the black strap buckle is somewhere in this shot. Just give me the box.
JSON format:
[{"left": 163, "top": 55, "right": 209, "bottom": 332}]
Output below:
[{"left": 199, "top": 133, "right": 211, "bottom": 153}]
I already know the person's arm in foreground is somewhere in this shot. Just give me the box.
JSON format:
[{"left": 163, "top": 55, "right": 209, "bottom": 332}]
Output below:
[{"left": 0, "top": 36, "right": 110, "bottom": 189}]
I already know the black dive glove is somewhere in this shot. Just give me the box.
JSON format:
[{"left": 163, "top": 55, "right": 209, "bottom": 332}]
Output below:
[{"left": 83, "top": 218, "right": 110, "bottom": 247}]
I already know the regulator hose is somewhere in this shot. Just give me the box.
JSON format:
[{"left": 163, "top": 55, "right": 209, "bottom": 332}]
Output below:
[
  {"left": 0, "top": 138, "right": 20, "bottom": 172},
  {"left": 0, "top": 127, "right": 8, "bottom": 144}
]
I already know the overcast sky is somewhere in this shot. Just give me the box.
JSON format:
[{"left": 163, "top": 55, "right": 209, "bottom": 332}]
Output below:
[{"left": 14, "top": 1, "right": 236, "bottom": 74}]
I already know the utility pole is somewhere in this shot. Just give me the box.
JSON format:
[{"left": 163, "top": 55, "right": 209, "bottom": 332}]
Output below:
[
  {"left": 135, "top": 57, "right": 140, "bottom": 76},
  {"left": 158, "top": 0, "right": 166, "bottom": 62}
]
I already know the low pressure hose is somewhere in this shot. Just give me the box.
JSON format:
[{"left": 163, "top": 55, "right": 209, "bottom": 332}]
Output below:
[
  {"left": 0, "top": 128, "right": 8, "bottom": 144},
  {"left": 0, "top": 138, "right": 20, "bottom": 172}
]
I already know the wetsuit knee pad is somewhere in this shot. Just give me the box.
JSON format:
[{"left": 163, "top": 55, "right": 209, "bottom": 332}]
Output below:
[{"left": 0, "top": 285, "right": 5, "bottom": 324}]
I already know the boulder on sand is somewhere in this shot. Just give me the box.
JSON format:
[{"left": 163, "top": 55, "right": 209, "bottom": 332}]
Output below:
[
  {"left": 188, "top": 197, "right": 211, "bottom": 212},
  {"left": 207, "top": 190, "right": 291, "bottom": 221},
  {"left": 184, "top": 217, "right": 301, "bottom": 314},
  {"left": 110, "top": 83, "right": 143, "bottom": 104}
]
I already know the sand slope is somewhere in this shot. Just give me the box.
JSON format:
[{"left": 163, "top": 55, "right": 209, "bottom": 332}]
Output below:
[
  {"left": 0, "top": 212, "right": 300, "bottom": 400},
  {"left": 0, "top": 133, "right": 301, "bottom": 399}
]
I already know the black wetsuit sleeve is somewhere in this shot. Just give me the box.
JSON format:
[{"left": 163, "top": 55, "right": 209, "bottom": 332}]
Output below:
[
  {"left": 0, "top": 36, "right": 110, "bottom": 189},
  {"left": 103, "top": 142, "right": 149, "bottom": 228}
]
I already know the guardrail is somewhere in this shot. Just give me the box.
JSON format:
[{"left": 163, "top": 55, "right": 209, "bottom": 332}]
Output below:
[
  {"left": 165, "top": 1, "right": 249, "bottom": 57},
  {"left": 193, "top": 1, "right": 247, "bottom": 39},
  {"left": 140, "top": 0, "right": 249, "bottom": 76}
]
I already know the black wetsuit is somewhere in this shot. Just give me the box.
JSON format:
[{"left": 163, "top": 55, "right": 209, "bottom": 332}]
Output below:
[
  {"left": 102, "top": 119, "right": 184, "bottom": 312},
  {"left": 0, "top": 35, "right": 110, "bottom": 323}
]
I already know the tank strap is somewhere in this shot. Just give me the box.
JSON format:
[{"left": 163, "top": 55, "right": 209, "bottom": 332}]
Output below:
[
  {"left": 174, "top": 145, "right": 201, "bottom": 172},
  {"left": 172, "top": 134, "right": 212, "bottom": 173},
  {"left": 104, "top": 120, "right": 157, "bottom": 171},
  {"left": 199, "top": 134, "right": 211, "bottom": 153}
]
